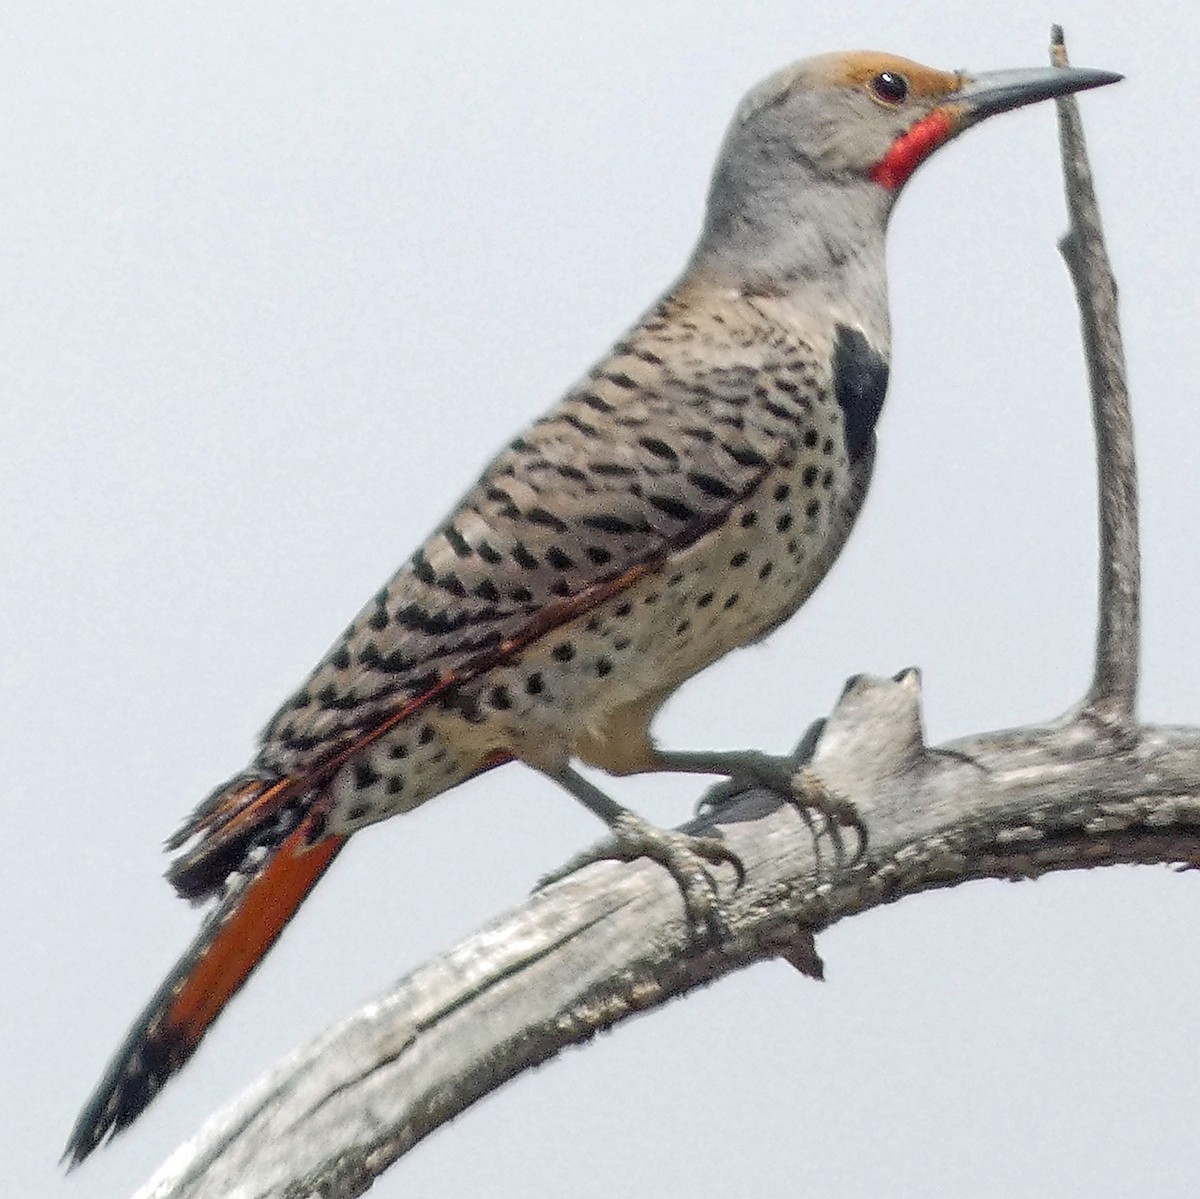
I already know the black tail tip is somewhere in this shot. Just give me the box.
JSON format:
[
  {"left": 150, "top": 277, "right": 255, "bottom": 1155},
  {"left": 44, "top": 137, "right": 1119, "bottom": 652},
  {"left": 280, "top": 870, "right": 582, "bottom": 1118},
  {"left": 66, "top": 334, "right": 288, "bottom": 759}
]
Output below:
[
  {"left": 63, "top": 1028, "right": 182, "bottom": 1169},
  {"left": 62, "top": 1115, "right": 108, "bottom": 1171}
]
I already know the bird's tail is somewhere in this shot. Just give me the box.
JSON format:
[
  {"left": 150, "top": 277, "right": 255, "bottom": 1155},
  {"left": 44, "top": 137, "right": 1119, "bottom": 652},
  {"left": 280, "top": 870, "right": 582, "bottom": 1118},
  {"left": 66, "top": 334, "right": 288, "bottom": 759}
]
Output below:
[{"left": 63, "top": 786, "right": 345, "bottom": 1167}]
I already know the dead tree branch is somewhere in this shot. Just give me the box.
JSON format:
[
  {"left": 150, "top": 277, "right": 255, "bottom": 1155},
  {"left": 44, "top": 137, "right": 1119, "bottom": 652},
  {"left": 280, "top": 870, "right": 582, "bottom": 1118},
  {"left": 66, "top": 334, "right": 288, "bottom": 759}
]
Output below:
[
  {"left": 132, "top": 694, "right": 1200, "bottom": 1199},
  {"left": 130, "top": 29, "right": 1179, "bottom": 1199},
  {"left": 1052, "top": 25, "right": 1140, "bottom": 731}
]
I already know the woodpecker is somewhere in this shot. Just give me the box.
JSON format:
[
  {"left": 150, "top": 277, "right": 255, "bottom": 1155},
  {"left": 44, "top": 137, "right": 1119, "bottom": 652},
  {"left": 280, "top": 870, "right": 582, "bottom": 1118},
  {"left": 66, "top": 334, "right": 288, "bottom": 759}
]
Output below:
[{"left": 66, "top": 50, "right": 1120, "bottom": 1164}]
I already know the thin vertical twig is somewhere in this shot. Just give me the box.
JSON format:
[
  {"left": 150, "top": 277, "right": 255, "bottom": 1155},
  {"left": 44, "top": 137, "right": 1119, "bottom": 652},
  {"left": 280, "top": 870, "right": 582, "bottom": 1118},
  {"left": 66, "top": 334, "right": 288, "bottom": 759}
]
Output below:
[{"left": 1050, "top": 25, "right": 1140, "bottom": 731}]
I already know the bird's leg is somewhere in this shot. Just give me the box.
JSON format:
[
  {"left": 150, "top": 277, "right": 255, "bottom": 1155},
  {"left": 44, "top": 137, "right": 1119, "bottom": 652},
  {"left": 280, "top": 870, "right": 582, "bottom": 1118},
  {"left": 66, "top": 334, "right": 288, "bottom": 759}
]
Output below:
[
  {"left": 536, "top": 763, "right": 744, "bottom": 926},
  {"left": 652, "top": 728, "right": 867, "bottom": 864}
]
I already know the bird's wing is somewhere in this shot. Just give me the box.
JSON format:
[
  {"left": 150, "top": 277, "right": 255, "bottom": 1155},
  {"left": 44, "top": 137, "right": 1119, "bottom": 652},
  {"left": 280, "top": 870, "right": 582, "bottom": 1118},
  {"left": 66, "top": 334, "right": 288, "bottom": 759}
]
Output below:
[
  {"left": 169, "top": 293, "right": 873, "bottom": 893},
  {"left": 244, "top": 295, "right": 840, "bottom": 780}
]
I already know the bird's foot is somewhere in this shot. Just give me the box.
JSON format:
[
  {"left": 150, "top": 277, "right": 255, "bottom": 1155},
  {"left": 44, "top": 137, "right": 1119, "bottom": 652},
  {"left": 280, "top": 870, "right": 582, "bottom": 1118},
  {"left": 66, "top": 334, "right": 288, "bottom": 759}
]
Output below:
[
  {"left": 537, "top": 810, "right": 743, "bottom": 928},
  {"left": 669, "top": 749, "right": 866, "bottom": 867}
]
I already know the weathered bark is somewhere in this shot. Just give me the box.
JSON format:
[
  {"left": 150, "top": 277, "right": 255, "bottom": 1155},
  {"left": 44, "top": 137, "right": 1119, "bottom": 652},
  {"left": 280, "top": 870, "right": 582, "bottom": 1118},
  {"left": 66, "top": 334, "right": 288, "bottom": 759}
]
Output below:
[
  {"left": 132, "top": 30, "right": 1188, "bottom": 1199},
  {"left": 1050, "top": 24, "right": 1139, "bottom": 729}
]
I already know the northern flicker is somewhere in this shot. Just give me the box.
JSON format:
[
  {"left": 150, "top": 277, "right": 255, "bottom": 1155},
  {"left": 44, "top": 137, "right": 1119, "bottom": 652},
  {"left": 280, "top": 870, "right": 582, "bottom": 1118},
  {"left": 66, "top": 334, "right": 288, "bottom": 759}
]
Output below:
[{"left": 66, "top": 50, "right": 1120, "bottom": 1164}]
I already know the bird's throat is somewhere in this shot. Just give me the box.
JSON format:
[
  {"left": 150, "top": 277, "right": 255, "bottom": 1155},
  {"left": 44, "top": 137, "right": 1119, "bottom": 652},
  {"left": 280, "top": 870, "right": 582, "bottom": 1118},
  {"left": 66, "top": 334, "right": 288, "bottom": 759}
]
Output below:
[{"left": 869, "top": 109, "right": 957, "bottom": 190}]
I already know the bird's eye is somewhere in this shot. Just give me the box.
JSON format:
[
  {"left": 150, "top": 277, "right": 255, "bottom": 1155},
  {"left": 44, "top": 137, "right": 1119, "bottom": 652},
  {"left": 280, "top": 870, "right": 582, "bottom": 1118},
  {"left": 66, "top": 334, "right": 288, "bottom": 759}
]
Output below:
[{"left": 870, "top": 71, "right": 909, "bottom": 105}]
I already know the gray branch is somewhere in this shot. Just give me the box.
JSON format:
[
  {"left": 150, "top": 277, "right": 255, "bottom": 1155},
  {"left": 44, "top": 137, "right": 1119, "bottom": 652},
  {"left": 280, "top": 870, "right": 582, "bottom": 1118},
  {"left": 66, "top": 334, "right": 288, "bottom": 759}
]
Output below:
[
  {"left": 1051, "top": 24, "right": 1140, "bottom": 730},
  {"left": 131, "top": 29, "right": 1185, "bottom": 1199}
]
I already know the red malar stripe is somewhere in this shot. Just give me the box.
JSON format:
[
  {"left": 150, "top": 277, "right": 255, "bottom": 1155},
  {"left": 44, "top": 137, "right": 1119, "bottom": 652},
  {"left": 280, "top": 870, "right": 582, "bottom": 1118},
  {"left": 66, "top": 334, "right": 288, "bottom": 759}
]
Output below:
[{"left": 869, "top": 109, "right": 956, "bottom": 190}]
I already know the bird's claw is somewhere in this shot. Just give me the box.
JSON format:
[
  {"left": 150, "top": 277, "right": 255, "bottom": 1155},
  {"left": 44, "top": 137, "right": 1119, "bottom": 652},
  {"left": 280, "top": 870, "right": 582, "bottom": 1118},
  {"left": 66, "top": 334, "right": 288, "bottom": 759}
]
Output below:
[
  {"left": 537, "top": 811, "right": 744, "bottom": 928},
  {"left": 695, "top": 753, "right": 867, "bottom": 868},
  {"left": 791, "top": 767, "right": 868, "bottom": 866}
]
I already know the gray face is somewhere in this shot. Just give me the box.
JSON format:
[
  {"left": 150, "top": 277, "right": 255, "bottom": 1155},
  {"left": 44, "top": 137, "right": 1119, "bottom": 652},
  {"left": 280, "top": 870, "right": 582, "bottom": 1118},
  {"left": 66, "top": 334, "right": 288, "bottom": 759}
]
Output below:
[
  {"left": 741, "top": 75, "right": 939, "bottom": 180},
  {"left": 725, "top": 53, "right": 961, "bottom": 183}
]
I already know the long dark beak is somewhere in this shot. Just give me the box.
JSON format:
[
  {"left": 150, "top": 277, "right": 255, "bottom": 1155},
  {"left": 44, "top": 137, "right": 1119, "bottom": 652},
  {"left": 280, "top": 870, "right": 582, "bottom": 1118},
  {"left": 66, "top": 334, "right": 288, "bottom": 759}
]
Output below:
[{"left": 950, "top": 66, "right": 1123, "bottom": 128}]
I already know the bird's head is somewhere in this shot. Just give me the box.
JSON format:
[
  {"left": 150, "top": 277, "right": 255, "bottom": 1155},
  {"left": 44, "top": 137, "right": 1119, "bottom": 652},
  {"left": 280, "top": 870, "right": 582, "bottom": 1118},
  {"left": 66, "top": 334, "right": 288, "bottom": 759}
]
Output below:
[
  {"left": 727, "top": 50, "right": 1122, "bottom": 191},
  {"left": 695, "top": 50, "right": 1120, "bottom": 299}
]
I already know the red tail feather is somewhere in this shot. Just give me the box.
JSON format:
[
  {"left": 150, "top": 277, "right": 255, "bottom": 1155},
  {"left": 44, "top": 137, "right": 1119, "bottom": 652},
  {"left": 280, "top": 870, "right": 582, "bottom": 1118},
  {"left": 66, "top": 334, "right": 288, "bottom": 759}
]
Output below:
[{"left": 64, "top": 811, "right": 345, "bottom": 1166}]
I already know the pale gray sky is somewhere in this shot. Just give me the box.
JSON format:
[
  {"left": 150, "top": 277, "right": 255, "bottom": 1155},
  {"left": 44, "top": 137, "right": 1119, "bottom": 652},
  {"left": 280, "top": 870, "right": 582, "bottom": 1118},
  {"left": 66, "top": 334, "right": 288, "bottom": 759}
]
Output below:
[{"left": 5, "top": 3, "right": 1197, "bottom": 1197}]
